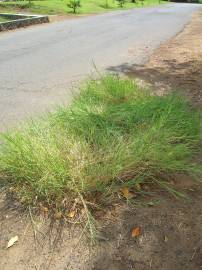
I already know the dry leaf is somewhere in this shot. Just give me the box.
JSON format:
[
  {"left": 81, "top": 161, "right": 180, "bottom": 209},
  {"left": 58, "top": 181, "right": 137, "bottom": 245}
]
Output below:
[
  {"left": 42, "top": 207, "right": 49, "bottom": 213},
  {"left": 40, "top": 205, "right": 49, "bottom": 213},
  {"left": 131, "top": 227, "right": 141, "bottom": 238},
  {"left": 54, "top": 211, "right": 62, "bottom": 220},
  {"left": 121, "top": 187, "right": 133, "bottom": 199},
  {"left": 67, "top": 210, "right": 76, "bottom": 218},
  {"left": 7, "top": 235, "right": 18, "bottom": 249}
]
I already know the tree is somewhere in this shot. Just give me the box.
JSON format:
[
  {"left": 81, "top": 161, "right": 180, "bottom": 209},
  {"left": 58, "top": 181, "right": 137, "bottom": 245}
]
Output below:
[
  {"left": 67, "top": 0, "right": 81, "bottom": 14},
  {"left": 116, "top": 0, "right": 125, "bottom": 7},
  {"left": 28, "top": 0, "right": 34, "bottom": 7},
  {"left": 105, "top": 0, "right": 109, "bottom": 8}
]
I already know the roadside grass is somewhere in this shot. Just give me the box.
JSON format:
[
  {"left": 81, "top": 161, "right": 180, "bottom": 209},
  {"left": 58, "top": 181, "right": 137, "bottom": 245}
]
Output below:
[
  {"left": 0, "top": 0, "right": 167, "bottom": 15},
  {"left": 0, "top": 75, "right": 201, "bottom": 237},
  {"left": 0, "top": 16, "right": 9, "bottom": 22}
]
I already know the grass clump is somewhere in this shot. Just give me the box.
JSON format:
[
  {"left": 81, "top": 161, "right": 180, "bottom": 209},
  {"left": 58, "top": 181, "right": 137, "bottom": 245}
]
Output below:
[{"left": 0, "top": 75, "right": 201, "bottom": 213}]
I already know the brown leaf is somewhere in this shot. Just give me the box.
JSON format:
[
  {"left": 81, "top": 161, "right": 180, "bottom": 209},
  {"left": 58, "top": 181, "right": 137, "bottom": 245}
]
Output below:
[
  {"left": 43, "top": 207, "right": 49, "bottom": 213},
  {"left": 7, "top": 235, "right": 18, "bottom": 249},
  {"left": 121, "top": 187, "right": 133, "bottom": 199},
  {"left": 67, "top": 210, "right": 76, "bottom": 218},
  {"left": 131, "top": 227, "right": 141, "bottom": 238},
  {"left": 54, "top": 211, "right": 62, "bottom": 220},
  {"left": 40, "top": 205, "right": 49, "bottom": 213}
]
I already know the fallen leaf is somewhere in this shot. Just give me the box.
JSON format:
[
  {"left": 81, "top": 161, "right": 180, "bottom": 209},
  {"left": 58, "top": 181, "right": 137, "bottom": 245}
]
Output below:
[
  {"left": 121, "top": 187, "right": 133, "bottom": 199},
  {"left": 54, "top": 211, "right": 62, "bottom": 220},
  {"left": 131, "top": 227, "right": 141, "bottom": 238},
  {"left": 7, "top": 235, "right": 18, "bottom": 249},
  {"left": 42, "top": 207, "right": 49, "bottom": 213},
  {"left": 67, "top": 210, "right": 76, "bottom": 218},
  {"left": 40, "top": 205, "right": 49, "bottom": 213}
]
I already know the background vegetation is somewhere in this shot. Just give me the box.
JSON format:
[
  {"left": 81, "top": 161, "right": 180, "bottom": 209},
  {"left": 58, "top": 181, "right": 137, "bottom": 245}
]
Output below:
[{"left": 0, "top": 0, "right": 167, "bottom": 15}]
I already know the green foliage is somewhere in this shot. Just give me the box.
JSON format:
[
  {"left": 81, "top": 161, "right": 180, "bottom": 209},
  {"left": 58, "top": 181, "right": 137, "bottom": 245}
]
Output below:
[
  {"left": 0, "top": 0, "right": 167, "bottom": 15},
  {"left": 0, "top": 0, "right": 35, "bottom": 9},
  {"left": 0, "top": 16, "right": 8, "bottom": 23},
  {"left": 67, "top": 0, "right": 81, "bottom": 13},
  {"left": 116, "top": 0, "right": 125, "bottom": 7},
  {"left": 28, "top": 0, "right": 34, "bottom": 8},
  {"left": 0, "top": 75, "right": 201, "bottom": 209}
]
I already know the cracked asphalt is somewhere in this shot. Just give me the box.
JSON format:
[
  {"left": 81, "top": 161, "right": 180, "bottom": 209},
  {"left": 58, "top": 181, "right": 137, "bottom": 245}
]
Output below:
[{"left": 0, "top": 3, "right": 201, "bottom": 131}]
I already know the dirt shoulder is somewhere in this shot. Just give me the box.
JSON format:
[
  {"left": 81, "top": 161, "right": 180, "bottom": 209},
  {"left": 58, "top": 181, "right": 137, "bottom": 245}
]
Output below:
[
  {"left": 129, "top": 10, "right": 202, "bottom": 107},
  {"left": 0, "top": 10, "right": 202, "bottom": 270}
]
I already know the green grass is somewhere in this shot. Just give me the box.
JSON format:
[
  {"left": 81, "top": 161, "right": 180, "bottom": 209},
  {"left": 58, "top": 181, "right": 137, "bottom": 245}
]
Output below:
[
  {"left": 0, "top": 0, "right": 167, "bottom": 15},
  {"left": 0, "top": 16, "right": 9, "bottom": 23},
  {"left": 0, "top": 75, "right": 201, "bottom": 216}
]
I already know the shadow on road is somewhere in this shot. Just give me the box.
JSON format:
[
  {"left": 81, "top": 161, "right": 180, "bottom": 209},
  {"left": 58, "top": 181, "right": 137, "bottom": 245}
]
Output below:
[{"left": 107, "top": 59, "right": 202, "bottom": 106}]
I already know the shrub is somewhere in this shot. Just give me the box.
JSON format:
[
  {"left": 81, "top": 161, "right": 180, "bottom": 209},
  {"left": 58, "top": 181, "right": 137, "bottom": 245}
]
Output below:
[
  {"left": 67, "top": 0, "right": 81, "bottom": 13},
  {"left": 0, "top": 1, "right": 34, "bottom": 9},
  {"left": 116, "top": 0, "right": 125, "bottom": 7}
]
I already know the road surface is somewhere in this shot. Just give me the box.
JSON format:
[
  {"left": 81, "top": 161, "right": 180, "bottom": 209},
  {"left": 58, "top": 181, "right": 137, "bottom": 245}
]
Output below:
[{"left": 0, "top": 3, "right": 201, "bottom": 131}]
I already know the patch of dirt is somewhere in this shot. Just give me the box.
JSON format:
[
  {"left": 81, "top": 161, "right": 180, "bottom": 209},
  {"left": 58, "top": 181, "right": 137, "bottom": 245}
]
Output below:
[
  {"left": 122, "top": 10, "right": 202, "bottom": 107},
  {"left": 48, "top": 14, "right": 95, "bottom": 23},
  {"left": 0, "top": 10, "right": 202, "bottom": 270},
  {"left": 92, "top": 179, "right": 202, "bottom": 270}
]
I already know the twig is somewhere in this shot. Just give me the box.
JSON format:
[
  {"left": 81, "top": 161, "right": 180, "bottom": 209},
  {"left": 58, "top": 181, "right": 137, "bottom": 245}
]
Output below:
[{"left": 28, "top": 206, "right": 37, "bottom": 241}]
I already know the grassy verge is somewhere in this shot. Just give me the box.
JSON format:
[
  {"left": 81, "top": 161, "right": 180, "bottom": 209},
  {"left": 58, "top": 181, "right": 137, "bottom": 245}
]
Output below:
[
  {"left": 0, "top": 75, "right": 201, "bottom": 235},
  {"left": 0, "top": 0, "right": 167, "bottom": 15},
  {"left": 0, "top": 16, "right": 9, "bottom": 23}
]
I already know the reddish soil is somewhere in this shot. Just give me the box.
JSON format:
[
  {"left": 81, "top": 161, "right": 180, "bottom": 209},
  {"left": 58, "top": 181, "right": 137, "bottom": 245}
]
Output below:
[{"left": 0, "top": 10, "right": 202, "bottom": 270}]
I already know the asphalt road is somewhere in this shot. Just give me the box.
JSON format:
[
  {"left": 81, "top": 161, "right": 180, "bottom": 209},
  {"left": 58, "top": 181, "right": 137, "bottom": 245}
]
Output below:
[{"left": 0, "top": 3, "right": 201, "bottom": 131}]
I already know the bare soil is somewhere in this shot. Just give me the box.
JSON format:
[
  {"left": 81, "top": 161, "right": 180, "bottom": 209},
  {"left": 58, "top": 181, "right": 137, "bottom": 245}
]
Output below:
[
  {"left": 0, "top": 10, "right": 202, "bottom": 270},
  {"left": 127, "top": 11, "right": 202, "bottom": 107}
]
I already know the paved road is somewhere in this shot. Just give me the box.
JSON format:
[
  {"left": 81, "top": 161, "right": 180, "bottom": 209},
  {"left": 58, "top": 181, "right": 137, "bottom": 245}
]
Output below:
[{"left": 0, "top": 3, "right": 201, "bottom": 131}]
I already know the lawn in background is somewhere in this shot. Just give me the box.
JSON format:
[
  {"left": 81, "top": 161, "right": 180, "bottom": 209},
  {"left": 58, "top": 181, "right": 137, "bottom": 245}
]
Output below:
[{"left": 0, "top": 0, "right": 167, "bottom": 15}]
